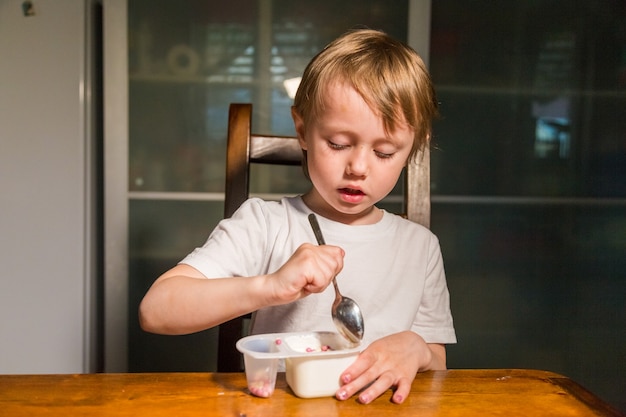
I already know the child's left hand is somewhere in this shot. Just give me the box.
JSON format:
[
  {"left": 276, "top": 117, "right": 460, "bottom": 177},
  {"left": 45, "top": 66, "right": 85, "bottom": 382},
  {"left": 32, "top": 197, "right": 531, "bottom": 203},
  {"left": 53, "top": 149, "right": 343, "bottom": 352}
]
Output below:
[{"left": 335, "top": 331, "right": 446, "bottom": 404}]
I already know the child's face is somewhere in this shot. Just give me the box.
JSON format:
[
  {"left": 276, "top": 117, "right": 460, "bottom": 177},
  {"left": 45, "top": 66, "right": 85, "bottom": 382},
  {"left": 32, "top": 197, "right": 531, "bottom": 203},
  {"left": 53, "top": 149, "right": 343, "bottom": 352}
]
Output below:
[{"left": 293, "top": 82, "right": 414, "bottom": 224}]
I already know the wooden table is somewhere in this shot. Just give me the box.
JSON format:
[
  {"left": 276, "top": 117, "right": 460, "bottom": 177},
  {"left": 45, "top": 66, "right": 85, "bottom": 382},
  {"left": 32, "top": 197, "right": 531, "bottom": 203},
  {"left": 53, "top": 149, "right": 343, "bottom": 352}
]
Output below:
[{"left": 0, "top": 369, "right": 621, "bottom": 416}]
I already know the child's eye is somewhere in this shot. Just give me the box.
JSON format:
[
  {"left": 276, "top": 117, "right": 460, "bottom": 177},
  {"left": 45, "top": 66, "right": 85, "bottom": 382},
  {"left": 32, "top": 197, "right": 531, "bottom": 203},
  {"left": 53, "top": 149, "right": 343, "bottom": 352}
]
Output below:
[
  {"left": 327, "top": 141, "right": 347, "bottom": 150},
  {"left": 375, "top": 150, "right": 394, "bottom": 159}
]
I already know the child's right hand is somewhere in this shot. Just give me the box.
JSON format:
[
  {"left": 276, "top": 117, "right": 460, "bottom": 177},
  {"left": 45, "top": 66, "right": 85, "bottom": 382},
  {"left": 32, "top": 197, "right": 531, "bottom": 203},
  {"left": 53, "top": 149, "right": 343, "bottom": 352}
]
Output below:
[{"left": 268, "top": 242, "right": 344, "bottom": 305}]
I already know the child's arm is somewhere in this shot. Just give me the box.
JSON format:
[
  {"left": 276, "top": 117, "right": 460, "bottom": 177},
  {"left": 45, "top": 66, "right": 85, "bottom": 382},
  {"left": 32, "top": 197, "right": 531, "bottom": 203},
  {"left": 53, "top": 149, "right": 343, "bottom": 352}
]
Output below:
[
  {"left": 138, "top": 243, "right": 344, "bottom": 335},
  {"left": 335, "top": 331, "right": 446, "bottom": 404}
]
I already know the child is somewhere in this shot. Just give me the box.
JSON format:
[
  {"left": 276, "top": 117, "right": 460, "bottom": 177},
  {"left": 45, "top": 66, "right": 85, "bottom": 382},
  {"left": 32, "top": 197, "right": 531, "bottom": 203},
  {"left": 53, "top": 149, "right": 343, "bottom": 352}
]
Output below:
[{"left": 139, "top": 28, "right": 456, "bottom": 404}]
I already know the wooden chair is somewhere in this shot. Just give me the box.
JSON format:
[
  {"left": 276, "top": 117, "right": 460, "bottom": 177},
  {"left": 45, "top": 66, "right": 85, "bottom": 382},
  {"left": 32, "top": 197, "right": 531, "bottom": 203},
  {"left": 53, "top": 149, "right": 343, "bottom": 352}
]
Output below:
[{"left": 217, "top": 102, "right": 431, "bottom": 371}]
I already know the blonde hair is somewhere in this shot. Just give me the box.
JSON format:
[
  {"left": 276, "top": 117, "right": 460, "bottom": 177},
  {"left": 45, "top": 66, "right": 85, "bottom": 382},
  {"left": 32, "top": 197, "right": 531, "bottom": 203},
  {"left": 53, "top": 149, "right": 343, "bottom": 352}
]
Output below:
[{"left": 293, "top": 29, "right": 438, "bottom": 161}]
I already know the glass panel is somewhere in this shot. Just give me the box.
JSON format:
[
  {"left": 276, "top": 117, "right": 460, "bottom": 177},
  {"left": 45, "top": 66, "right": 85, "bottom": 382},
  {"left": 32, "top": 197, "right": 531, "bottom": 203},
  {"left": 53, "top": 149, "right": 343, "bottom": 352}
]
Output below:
[
  {"left": 128, "top": 0, "right": 409, "bottom": 194},
  {"left": 127, "top": 0, "right": 409, "bottom": 372},
  {"left": 430, "top": 1, "right": 626, "bottom": 198},
  {"left": 430, "top": 1, "right": 626, "bottom": 411},
  {"left": 128, "top": 0, "right": 258, "bottom": 193},
  {"left": 129, "top": 200, "right": 224, "bottom": 371},
  {"left": 435, "top": 202, "right": 626, "bottom": 411}
]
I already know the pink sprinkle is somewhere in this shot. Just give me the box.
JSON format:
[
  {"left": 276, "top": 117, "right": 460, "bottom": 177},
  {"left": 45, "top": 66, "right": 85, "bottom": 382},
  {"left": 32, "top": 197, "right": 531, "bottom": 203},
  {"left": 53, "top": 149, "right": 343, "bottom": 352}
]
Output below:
[
  {"left": 275, "top": 338, "right": 282, "bottom": 345},
  {"left": 305, "top": 347, "right": 314, "bottom": 352},
  {"left": 321, "top": 345, "right": 330, "bottom": 351}
]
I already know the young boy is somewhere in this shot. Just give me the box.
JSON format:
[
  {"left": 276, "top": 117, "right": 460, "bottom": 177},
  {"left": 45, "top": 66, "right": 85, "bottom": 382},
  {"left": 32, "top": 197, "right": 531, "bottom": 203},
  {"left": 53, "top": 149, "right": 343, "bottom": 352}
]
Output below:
[{"left": 140, "top": 29, "right": 456, "bottom": 404}]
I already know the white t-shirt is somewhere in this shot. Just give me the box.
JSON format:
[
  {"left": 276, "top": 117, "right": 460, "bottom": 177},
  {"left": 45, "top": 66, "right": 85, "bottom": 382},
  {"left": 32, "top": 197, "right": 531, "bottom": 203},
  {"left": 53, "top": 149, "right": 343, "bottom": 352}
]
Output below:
[{"left": 182, "top": 196, "right": 456, "bottom": 346}]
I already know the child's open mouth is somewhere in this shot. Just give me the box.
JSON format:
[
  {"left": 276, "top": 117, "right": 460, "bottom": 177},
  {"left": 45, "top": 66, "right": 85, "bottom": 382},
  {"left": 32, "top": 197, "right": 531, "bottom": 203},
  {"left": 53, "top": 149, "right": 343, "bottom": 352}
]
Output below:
[
  {"left": 339, "top": 188, "right": 366, "bottom": 203},
  {"left": 340, "top": 188, "right": 364, "bottom": 196}
]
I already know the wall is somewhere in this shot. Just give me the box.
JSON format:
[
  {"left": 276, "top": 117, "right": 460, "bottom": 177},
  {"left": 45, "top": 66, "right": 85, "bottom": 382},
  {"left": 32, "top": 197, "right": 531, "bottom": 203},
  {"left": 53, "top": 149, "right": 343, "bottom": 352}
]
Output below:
[{"left": 0, "top": 0, "right": 99, "bottom": 373}]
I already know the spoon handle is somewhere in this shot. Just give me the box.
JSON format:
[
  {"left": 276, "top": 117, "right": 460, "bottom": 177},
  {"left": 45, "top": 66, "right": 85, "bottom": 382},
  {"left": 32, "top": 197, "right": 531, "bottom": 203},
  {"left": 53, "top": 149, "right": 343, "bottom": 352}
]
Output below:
[
  {"left": 308, "top": 214, "right": 326, "bottom": 246},
  {"left": 308, "top": 214, "right": 342, "bottom": 296}
]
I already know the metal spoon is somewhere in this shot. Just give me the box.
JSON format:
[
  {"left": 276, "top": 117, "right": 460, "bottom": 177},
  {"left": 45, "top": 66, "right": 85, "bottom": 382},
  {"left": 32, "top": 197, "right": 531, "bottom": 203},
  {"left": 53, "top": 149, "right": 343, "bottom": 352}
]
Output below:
[{"left": 308, "top": 213, "right": 364, "bottom": 344}]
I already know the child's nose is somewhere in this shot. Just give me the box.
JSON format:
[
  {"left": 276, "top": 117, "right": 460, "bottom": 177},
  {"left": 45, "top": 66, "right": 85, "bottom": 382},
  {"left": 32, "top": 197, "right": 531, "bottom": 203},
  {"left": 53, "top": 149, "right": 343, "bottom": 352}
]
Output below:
[{"left": 346, "top": 148, "right": 369, "bottom": 176}]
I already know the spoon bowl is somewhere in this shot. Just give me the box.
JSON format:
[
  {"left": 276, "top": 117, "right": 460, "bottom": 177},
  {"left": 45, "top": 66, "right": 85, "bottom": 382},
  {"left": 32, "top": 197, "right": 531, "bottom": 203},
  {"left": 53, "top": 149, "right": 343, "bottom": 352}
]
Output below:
[{"left": 308, "top": 214, "right": 364, "bottom": 344}]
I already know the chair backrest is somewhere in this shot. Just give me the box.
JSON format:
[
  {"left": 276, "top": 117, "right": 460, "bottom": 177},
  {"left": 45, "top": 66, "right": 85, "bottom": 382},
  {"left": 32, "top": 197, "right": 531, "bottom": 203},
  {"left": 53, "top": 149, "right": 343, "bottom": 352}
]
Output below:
[
  {"left": 224, "top": 103, "right": 304, "bottom": 219},
  {"left": 217, "top": 102, "right": 431, "bottom": 371}
]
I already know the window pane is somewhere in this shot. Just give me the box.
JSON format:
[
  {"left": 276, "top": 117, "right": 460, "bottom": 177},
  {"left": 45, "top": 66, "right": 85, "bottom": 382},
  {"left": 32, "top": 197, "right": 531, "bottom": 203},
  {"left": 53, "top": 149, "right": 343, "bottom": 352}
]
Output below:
[
  {"left": 430, "top": 1, "right": 626, "bottom": 198},
  {"left": 128, "top": 0, "right": 408, "bottom": 194}
]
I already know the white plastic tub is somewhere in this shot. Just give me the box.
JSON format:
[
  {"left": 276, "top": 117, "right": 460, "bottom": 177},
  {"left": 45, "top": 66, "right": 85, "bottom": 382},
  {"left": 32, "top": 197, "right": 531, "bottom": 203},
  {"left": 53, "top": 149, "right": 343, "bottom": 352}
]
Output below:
[{"left": 236, "top": 331, "right": 360, "bottom": 398}]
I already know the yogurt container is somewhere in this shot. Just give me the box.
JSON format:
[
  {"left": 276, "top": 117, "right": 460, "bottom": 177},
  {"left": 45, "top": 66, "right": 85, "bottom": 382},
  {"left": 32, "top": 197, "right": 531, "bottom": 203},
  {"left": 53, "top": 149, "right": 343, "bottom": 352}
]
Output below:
[{"left": 236, "top": 331, "right": 361, "bottom": 398}]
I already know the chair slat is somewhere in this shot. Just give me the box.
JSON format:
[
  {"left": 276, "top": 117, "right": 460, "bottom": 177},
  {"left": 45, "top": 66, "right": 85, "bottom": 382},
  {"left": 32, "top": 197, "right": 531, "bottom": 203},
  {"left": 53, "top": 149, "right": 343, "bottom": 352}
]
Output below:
[{"left": 250, "top": 135, "right": 302, "bottom": 164}]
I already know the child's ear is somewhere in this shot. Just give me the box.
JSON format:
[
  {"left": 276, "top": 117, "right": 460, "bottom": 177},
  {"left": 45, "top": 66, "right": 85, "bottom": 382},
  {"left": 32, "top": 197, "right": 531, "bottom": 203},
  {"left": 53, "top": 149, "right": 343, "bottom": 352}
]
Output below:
[{"left": 291, "top": 106, "right": 307, "bottom": 149}]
